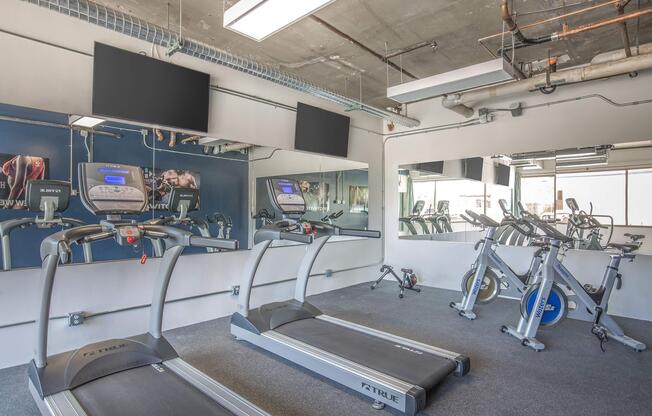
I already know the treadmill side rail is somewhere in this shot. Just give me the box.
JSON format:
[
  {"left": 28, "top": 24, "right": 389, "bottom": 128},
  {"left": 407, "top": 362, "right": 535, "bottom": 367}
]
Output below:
[
  {"left": 317, "top": 315, "right": 470, "bottom": 377},
  {"left": 231, "top": 324, "right": 425, "bottom": 415},
  {"left": 165, "top": 358, "right": 269, "bottom": 416},
  {"left": 29, "top": 381, "right": 88, "bottom": 416}
]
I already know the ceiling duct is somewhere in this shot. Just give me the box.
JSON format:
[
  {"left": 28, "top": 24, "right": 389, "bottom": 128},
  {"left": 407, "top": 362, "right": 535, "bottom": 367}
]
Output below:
[{"left": 24, "top": 0, "right": 420, "bottom": 128}]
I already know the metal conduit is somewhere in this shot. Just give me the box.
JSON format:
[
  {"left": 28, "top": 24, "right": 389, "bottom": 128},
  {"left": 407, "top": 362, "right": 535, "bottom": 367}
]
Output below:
[{"left": 24, "top": 0, "right": 420, "bottom": 128}]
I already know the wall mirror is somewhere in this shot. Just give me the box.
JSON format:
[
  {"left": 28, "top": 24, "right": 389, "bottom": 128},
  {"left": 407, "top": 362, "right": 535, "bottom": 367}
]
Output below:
[
  {"left": 251, "top": 149, "right": 370, "bottom": 241},
  {"left": 398, "top": 143, "right": 652, "bottom": 255}
]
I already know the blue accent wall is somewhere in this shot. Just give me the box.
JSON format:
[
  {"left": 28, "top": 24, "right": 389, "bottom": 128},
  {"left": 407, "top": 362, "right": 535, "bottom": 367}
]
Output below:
[{"left": 0, "top": 103, "right": 248, "bottom": 269}]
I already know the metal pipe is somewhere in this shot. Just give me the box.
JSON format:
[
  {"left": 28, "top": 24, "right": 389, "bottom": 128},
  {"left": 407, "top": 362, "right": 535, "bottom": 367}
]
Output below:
[
  {"left": 592, "top": 42, "right": 652, "bottom": 64},
  {"left": 557, "top": 7, "right": 652, "bottom": 38},
  {"left": 480, "top": 0, "right": 620, "bottom": 43},
  {"left": 617, "top": 4, "right": 633, "bottom": 58},
  {"left": 309, "top": 15, "right": 419, "bottom": 80},
  {"left": 442, "top": 51, "right": 652, "bottom": 116},
  {"left": 24, "top": 0, "right": 419, "bottom": 127}
]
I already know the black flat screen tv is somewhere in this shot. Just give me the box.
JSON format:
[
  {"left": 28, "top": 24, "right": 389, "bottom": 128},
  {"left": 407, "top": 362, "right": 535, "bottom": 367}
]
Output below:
[
  {"left": 495, "top": 163, "right": 511, "bottom": 186},
  {"left": 294, "top": 102, "right": 350, "bottom": 158},
  {"left": 464, "top": 157, "right": 484, "bottom": 181},
  {"left": 93, "top": 42, "right": 210, "bottom": 132},
  {"left": 416, "top": 161, "right": 444, "bottom": 175}
]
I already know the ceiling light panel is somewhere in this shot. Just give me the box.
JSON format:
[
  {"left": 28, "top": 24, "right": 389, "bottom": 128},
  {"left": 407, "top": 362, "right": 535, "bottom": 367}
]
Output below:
[
  {"left": 224, "top": 0, "right": 336, "bottom": 41},
  {"left": 70, "top": 116, "right": 105, "bottom": 128}
]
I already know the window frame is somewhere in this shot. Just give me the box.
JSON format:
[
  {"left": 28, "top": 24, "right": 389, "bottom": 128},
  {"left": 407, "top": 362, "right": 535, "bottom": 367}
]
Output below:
[{"left": 518, "top": 167, "right": 652, "bottom": 228}]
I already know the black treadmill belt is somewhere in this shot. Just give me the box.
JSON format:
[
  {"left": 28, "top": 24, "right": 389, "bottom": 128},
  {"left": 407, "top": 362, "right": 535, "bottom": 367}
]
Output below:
[
  {"left": 274, "top": 318, "right": 456, "bottom": 389},
  {"left": 72, "top": 363, "right": 233, "bottom": 416}
]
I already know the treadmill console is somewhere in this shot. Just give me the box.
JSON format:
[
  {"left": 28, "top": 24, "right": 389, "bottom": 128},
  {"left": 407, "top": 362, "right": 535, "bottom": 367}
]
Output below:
[
  {"left": 25, "top": 180, "right": 71, "bottom": 213},
  {"left": 266, "top": 179, "right": 306, "bottom": 215},
  {"left": 78, "top": 162, "right": 147, "bottom": 215}
]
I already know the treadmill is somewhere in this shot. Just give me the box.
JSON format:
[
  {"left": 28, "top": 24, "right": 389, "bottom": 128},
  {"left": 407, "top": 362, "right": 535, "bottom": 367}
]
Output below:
[
  {"left": 231, "top": 179, "right": 469, "bottom": 416},
  {"left": 28, "top": 162, "right": 269, "bottom": 416}
]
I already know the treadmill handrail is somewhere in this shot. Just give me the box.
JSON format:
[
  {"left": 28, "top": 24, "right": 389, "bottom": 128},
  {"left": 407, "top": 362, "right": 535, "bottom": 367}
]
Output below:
[
  {"left": 1, "top": 217, "right": 93, "bottom": 270},
  {"left": 33, "top": 223, "right": 202, "bottom": 368},
  {"left": 294, "top": 235, "right": 331, "bottom": 303}
]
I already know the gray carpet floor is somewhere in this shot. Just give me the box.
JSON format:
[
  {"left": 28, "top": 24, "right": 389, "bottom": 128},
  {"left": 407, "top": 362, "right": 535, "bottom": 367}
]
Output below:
[{"left": 2, "top": 282, "right": 651, "bottom": 416}]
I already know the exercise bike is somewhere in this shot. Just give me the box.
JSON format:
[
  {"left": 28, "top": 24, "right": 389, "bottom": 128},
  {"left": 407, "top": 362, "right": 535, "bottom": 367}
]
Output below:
[
  {"left": 450, "top": 210, "right": 546, "bottom": 320},
  {"left": 371, "top": 265, "right": 421, "bottom": 298},
  {"left": 501, "top": 216, "right": 646, "bottom": 352},
  {"left": 565, "top": 198, "right": 613, "bottom": 251}
]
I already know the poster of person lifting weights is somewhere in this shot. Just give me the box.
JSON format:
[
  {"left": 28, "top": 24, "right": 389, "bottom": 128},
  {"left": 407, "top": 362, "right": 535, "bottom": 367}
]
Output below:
[
  {"left": 143, "top": 167, "right": 201, "bottom": 210},
  {"left": 298, "top": 180, "right": 329, "bottom": 212},
  {"left": 0, "top": 154, "right": 49, "bottom": 209}
]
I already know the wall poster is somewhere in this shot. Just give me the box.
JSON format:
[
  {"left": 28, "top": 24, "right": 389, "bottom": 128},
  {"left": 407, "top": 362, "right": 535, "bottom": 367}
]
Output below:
[
  {"left": 298, "top": 180, "right": 329, "bottom": 212},
  {"left": 143, "top": 167, "right": 201, "bottom": 210},
  {"left": 0, "top": 154, "right": 49, "bottom": 209},
  {"left": 349, "top": 185, "right": 368, "bottom": 213}
]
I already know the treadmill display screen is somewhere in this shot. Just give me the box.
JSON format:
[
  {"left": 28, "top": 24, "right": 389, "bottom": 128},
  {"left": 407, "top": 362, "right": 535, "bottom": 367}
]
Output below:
[
  {"left": 267, "top": 179, "right": 306, "bottom": 214},
  {"left": 98, "top": 168, "right": 130, "bottom": 174},
  {"left": 104, "top": 175, "right": 127, "bottom": 185}
]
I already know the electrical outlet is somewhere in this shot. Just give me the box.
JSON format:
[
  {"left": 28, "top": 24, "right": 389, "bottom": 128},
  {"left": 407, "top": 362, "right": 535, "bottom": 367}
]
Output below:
[
  {"left": 68, "top": 311, "right": 85, "bottom": 327},
  {"left": 231, "top": 285, "right": 240, "bottom": 296}
]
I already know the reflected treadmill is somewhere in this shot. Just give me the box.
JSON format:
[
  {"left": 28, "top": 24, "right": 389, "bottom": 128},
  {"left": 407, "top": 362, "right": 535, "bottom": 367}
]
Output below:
[
  {"left": 28, "top": 162, "right": 269, "bottom": 416},
  {"left": 231, "top": 179, "right": 469, "bottom": 415}
]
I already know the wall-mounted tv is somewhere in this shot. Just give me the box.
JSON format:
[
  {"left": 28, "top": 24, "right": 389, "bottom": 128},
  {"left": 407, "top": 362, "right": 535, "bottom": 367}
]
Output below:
[
  {"left": 495, "top": 163, "right": 511, "bottom": 186},
  {"left": 416, "top": 161, "right": 444, "bottom": 175},
  {"left": 464, "top": 157, "right": 484, "bottom": 181},
  {"left": 93, "top": 42, "right": 210, "bottom": 132},
  {"left": 294, "top": 102, "right": 350, "bottom": 158}
]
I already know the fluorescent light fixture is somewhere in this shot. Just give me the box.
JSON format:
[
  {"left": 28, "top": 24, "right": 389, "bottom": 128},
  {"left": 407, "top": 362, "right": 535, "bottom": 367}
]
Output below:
[
  {"left": 521, "top": 161, "right": 544, "bottom": 171},
  {"left": 556, "top": 157, "right": 608, "bottom": 169},
  {"left": 224, "top": 0, "right": 336, "bottom": 42},
  {"left": 555, "top": 148, "right": 599, "bottom": 159},
  {"left": 387, "top": 58, "right": 517, "bottom": 103},
  {"left": 69, "top": 115, "right": 105, "bottom": 128}
]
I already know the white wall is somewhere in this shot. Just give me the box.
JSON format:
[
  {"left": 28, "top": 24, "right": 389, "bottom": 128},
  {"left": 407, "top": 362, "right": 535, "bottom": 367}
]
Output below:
[
  {"left": 384, "top": 66, "right": 652, "bottom": 322},
  {"left": 0, "top": 0, "right": 384, "bottom": 369}
]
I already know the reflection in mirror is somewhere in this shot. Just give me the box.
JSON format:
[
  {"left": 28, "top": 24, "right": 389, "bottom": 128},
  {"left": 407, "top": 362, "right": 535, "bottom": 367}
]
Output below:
[
  {"left": 398, "top": 157, "right": 512, "bottom": 243},
  {"left": 0, "top": 102, "right": 251, "bottom": 270},
  {"left": 252, "top": 149, "right": 369, "bottom": 237},
  {"left": 400, "top": 143, "right": 651, "bottom": 255}
]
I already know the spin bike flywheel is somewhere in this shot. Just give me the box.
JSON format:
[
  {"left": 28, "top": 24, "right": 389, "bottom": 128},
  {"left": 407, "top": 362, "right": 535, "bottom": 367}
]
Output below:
[
  {"left": 521, "top": 283, "right": 568, "bottom": 327},
  {"left": 461, "top": 267, "right": 501, "bottom": 305}
]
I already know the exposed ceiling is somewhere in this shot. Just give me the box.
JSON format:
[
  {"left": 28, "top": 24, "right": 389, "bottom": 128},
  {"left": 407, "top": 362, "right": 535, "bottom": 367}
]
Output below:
[{"left": 95, "top": 0, "right": 652, "bottom": 108}]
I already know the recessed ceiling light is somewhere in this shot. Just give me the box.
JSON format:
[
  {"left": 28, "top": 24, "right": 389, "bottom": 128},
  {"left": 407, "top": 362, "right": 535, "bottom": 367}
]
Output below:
[
  {"left": 224, "top": 0, "right": 336, "bottom": 42},
  {"left": 69, "top": 116, "right": 105, "bottom": 128}
]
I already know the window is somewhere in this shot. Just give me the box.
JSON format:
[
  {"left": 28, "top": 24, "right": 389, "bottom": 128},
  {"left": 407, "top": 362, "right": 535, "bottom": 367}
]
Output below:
[
  {"left": 519, "top": 176, "right": 555, "bottom": 220},
  {"left": 412, "top": 181, "right": 435, "bottom": 215},
  {"left": 436, "top": 179, "right": 485, "bottom": 221},
  {"left": 627, "top": 168, "right": 652, "bottom": 226},
  {"left": 556, "top": 171, "right": 626, "bottom": 225},
  {"left": 486, "top": 183, "right": 513, "bottom": 220}
]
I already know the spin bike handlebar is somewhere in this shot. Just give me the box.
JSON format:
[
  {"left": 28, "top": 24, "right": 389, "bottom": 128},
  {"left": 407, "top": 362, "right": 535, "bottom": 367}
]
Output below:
[
  {"left": 527, "top": 217, "right": 573, "bottom": 244},
  {"left": 465, "top": 210, "right": 500, "bottom": 228}
]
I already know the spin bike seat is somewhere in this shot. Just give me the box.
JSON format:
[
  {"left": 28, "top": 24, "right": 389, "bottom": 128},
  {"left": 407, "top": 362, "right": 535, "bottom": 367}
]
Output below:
[
  {"left": 624, "top": 233, "right": 645, "bottom": 241},
  {"left": 401, "top": 268, "right": 413, "bottom": 274},
  {"left": 607, "top": 243, "right": 639, "bottom": 253}
]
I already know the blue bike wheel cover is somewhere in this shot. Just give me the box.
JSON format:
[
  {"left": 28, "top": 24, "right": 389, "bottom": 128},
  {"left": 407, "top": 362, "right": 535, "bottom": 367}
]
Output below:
[{"left": 525, "top": 288, "right": 563, "bottom": 325}]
